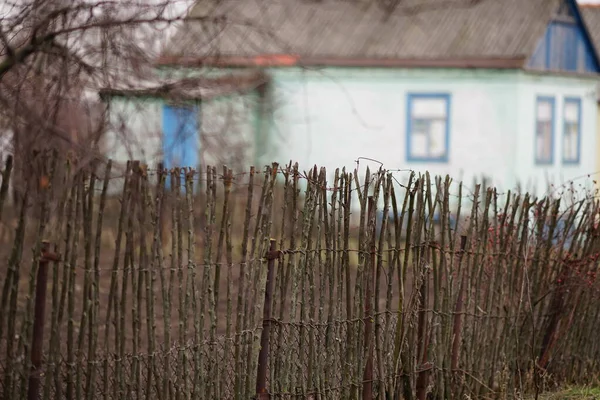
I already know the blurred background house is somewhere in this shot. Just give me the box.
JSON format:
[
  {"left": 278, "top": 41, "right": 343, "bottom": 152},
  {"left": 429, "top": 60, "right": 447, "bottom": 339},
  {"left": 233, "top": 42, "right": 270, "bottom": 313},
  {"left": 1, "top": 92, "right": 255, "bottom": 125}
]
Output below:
[
  {"left": 581, "top": 4, "right": 600, "bottom": 180},
  {"left": 100, "top": 0, "right": 600, "bottom": 199}
]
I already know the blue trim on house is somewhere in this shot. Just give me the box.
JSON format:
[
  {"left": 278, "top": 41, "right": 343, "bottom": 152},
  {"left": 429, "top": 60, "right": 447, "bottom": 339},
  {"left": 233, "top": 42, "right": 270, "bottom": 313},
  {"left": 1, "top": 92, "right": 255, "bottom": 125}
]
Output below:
[
  {"left": 545, "top": 24, "right": 551, "bottom": 69},
  {"left": 405, "top": 93, "right": 451, "bottom": 163},
  {"left": 162, "top": 103, "right": 200, "bottom": 191},
  {"left": 567, "top": 0, "right": 600, "bottom": 72},
  {"left": 535, "top": 96, "right": 555, "bottom": 166},
  {"left": 562, "top": 96, "right": 582, "bottom": 165},
  {"left": 564, "top": 23, "right": 577, "bottom": 71},
  {"left": 527, "top": 0, "right": 600, "bottom": 73}
]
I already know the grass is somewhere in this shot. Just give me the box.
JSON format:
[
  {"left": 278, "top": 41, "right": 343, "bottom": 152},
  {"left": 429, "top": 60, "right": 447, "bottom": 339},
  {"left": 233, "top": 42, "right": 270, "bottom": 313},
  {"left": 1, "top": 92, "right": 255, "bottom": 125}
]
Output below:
[{"left": 531, "top": 386, "right": 600, "bottom": 399}]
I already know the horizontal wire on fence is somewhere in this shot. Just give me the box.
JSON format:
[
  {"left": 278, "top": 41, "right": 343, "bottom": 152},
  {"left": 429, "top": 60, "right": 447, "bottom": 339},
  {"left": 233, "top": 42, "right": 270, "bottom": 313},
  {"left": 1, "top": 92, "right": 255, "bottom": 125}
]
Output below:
[
  {"left": 264, "top": 310, "right": 512, "bottom": 329},
  {"left": 33, "top": 327, "right": 264, "bottom": 366},
  {"left": 52, "top": 247, "right": 600, "bottom": 274}
]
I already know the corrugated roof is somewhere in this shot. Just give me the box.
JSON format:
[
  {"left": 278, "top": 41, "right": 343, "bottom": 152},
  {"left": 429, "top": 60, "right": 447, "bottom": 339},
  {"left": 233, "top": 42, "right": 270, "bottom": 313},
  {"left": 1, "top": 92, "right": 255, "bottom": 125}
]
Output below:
[{"left": 163, "top": 0, "right": 560, "bottom": 62}]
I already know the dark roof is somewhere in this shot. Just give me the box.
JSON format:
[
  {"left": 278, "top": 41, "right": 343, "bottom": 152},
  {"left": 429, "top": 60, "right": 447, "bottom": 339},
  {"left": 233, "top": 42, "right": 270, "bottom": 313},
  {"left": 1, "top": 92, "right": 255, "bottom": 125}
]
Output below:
[
  {"left": 160, "top": 0, "right": 562, "bottom": 66},
  {"left": 581, "top": 5, "right": 600, "bottom": 55}
]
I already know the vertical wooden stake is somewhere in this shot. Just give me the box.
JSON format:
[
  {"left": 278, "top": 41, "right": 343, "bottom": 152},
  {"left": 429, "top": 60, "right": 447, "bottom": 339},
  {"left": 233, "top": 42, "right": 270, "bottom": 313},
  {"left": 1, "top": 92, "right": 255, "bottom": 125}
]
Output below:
[
  {"left": 451, "top": 235, "right": 469, "bottom": 373},
  {"left": 256, "top": 239, "right": 277, "bottom": 400},
  {"left": 28, "top": 241, "right": 59, "bottom": 400},
  {"left": 362, "top": 197, "right": 376, "bottom": 400}
]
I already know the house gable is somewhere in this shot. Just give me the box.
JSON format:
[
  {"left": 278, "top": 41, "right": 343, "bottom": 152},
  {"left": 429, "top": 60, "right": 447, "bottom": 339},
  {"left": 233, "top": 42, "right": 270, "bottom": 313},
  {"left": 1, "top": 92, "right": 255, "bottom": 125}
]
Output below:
[{"left": 528, "top": 0, "right": 600, "bottom": 73}]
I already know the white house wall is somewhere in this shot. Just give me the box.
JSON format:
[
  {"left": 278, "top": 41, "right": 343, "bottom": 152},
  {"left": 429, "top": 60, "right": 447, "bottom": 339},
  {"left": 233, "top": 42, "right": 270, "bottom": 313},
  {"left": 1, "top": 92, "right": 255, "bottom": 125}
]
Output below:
[
  {"left": 102, "top": 68, "right": 599, "bottom": 208},
  {"left": 104, "top": 98, "right": 165, "bottom": 165},
  {"left": 103, "top": 94, "right": 258, "bottom": 192},
  {"left": 199, "top": 94, "right": 258, "bottom": 169},
  {"left": 267, "top": 68, "right": 520, "bottom": 199},
  {"left": 514, "top": 72, "right": 598, "bottom": 200}
]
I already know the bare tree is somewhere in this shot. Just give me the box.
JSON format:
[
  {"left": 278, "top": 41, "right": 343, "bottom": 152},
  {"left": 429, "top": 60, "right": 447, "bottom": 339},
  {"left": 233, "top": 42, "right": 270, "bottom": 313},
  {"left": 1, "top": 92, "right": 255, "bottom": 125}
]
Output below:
[{"left": 0, "top": 0, "right": 199, "bottom": 201}]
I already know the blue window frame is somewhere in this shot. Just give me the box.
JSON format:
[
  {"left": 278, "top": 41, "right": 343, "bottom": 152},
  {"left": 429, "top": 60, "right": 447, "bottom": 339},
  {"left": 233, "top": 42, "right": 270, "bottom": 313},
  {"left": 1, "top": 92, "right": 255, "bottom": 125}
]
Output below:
[
  {"left": 535, "top": 96, "right": 555, "bottom": 165},
  {"left": 406, "top": 93, "right": 450, "bottom": 162},
  {"left": 562, "top": 97, "right": 581, "bottom": 164}
]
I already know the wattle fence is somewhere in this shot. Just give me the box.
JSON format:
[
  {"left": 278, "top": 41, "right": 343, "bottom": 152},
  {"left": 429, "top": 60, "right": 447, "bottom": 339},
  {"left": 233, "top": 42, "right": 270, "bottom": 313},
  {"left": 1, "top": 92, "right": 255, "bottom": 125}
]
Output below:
[{"left": 0, "top": 152, "right": 599, "bottom": 399}]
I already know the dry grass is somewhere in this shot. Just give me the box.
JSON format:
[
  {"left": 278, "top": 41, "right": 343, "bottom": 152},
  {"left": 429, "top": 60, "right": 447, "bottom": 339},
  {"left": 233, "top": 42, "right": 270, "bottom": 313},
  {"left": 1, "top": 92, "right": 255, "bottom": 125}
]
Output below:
[{"left": 530, "top": 386, "right": 600, "bottom": 399}]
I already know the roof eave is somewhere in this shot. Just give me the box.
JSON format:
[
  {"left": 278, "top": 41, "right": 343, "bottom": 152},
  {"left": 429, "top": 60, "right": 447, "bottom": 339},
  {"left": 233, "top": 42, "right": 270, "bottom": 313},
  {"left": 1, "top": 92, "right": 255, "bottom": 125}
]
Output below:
[
  {"left": 522, "top": 67, "right": 600, "bottom": 80},
  {"left": 98, "top": 71, "right": 269, "bottom": 101},
  {"left": 154, "top": 55, "right": 528, "bottom": 69}
]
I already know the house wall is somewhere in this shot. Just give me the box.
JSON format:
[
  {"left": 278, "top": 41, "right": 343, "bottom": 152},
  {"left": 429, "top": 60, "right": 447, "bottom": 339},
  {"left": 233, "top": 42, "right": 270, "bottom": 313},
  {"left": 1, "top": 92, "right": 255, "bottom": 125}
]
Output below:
[
  {"left": 103, "top": 94, "right": 258, "bottom": 171},
  {"left": 596, "top": 102, "right": 600, "bottom": 179},
  {"left": 264, "top": 68, "right": 520, "bottom": 195},
  {"left": 199, "top": 94, "right": 259, "bottom": 169},
  {"left": 246, "top": 67, "right": 600, "bottom": 212},
  {"left": 103, "top": 68, "right": 599, "bottom": 206},
  {"left": 103, "top": 98, "right": 166, "bottom": 166},
  {"left": 0, "top": 129, "right": 13, "bottom": 160},
  {"left": 258, "top": 68, "right": 600, "bottom": 201},
  {"left": 514, "top": 72, "right": 598, "bottom": 197}
]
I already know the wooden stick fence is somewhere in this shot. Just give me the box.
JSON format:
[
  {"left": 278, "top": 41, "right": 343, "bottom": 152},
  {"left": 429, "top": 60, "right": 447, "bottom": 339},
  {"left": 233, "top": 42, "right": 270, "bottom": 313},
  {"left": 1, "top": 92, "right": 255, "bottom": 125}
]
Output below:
[{"left": 0, "top": 152, "right": 600, "bottom": 399}]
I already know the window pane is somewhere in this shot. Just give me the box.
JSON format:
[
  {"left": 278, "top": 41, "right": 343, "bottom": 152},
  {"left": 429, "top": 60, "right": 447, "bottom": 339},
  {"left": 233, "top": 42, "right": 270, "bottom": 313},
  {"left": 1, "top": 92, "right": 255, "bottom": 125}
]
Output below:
[
  {"left": 412, "top": 119, "right": 430, "bottom": 135},
  {"left": 408, "top": 96, "right": 449, "bottom": 161},
  {"left": 536, "top": 121, "right": 552, "bottom": 162},
  {"left": 564, "top": 102, "right": 579, "bottom": 122},
  {"left": 412, "top": 98, "right": 447, "bottom": 119},
  {"left": 535, "top": 98, "right": 553, "bottom": 163},
  {"left": 564, "top": 122, "right": 579, "bottom": 161},
  {"left": 537, "top": 101, "right": 552, "bottom": 121},
  {"left": 411, "top": 132, "right": 428, "bottom": 158},
  {"left": 563, "top": 134, "right": 573, "bottom": 161},
  {"left": 563, "top": 100, "right": 580, "bottom": 162},
  {"left": 429, "top": 120, "right": 447, "bottom": 158}
]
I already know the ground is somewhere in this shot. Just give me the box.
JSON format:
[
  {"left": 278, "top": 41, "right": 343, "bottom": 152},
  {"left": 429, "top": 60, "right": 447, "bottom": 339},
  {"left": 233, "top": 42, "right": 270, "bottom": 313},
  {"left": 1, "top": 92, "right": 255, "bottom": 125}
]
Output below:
[{"left": 530, "top": 386, "right": 600, "bottom": 399}]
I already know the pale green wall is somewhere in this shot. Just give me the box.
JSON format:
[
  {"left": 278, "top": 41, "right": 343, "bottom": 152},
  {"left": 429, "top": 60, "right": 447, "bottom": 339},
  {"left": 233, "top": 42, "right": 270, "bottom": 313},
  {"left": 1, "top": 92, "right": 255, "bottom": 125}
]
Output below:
[
  {"left": 106, "top": 66, "right": 600, "bottom": 203},
  {"left": 104, "top": 93, "right": 259, "bottom": 170},
  {"left": 259, "top": 68, "right": 520, "bottom": 194},
  {"left": 249, "top": 68, "right": 598, "bottom": 200},
  {"left": 199, "top": 93, "right": 259, "bottom": 168},
  {"left": 104, "top": 97, "right": 165, "bottom": 164},
  {"left": 515, "top": 72, "right": 598, "bottom": 196}
]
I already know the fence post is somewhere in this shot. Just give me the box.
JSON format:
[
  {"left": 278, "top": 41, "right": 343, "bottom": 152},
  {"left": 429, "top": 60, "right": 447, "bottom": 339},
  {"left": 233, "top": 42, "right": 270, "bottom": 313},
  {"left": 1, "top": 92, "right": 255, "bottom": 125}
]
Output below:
[
  {"left": 157, "top": 162, "right": 170, "bottom": 246},
  {"left": 255, "top": 239, "right": 277, "bottom": 400},
  {"left": 450, "top": 235, "right": 469, "bottom": 372},
  {"left": 362, "top": 197, "right": 376, "bottom": 400},
  {"left": 28, "top": 240, "right": 59, "bottom": 400}
]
